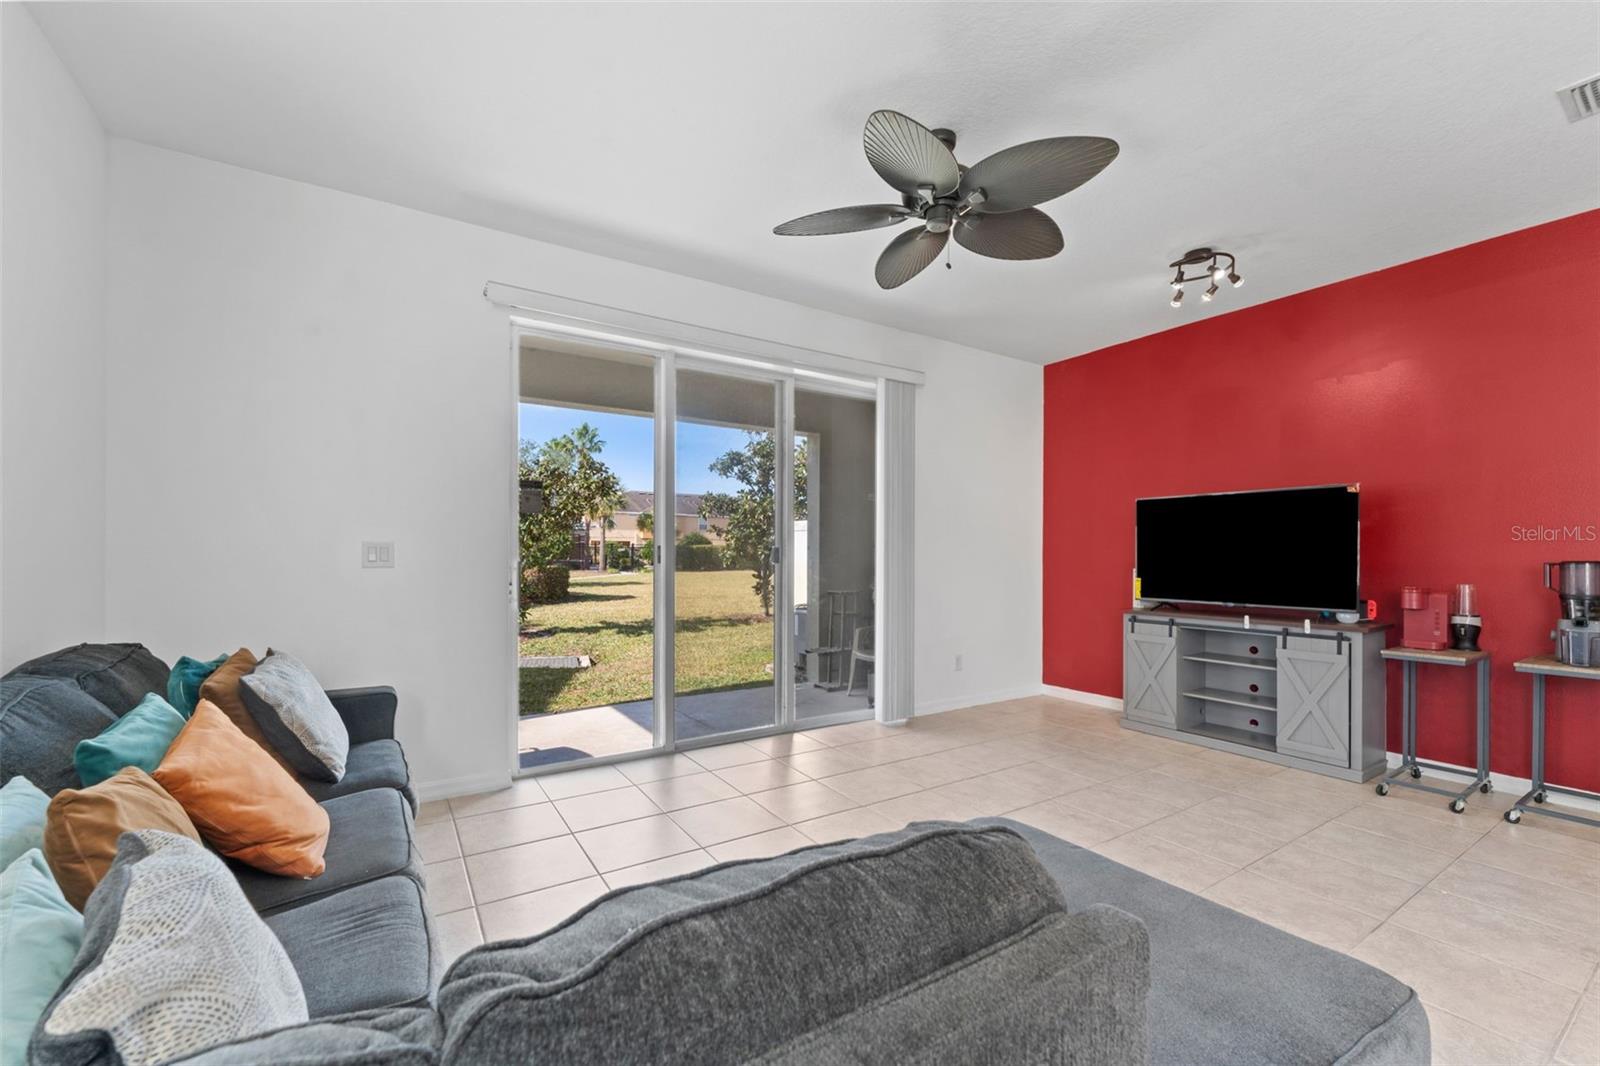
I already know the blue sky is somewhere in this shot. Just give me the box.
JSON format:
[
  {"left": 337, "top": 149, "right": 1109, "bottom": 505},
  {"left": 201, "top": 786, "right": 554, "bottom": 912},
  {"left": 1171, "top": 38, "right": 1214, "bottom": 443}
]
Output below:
[{"left": 518, "top": 403, "right": 752, "bottom": 495}]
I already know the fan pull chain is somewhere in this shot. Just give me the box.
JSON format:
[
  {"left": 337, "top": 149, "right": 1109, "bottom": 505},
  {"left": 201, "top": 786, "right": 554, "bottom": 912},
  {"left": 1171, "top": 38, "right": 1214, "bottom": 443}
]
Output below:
[{"left": 945, "top": 241, "right": 952, "bottom": 270}]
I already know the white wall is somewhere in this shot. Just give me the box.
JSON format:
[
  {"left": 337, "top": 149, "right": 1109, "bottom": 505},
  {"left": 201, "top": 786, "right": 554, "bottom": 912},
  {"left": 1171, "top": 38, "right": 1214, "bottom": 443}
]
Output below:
[
  {"left": 103, "top": 140, "right": 1042, "bottom": 797},
  {"left": 0, "top": 5, "right": 108, "bottom": 670}
]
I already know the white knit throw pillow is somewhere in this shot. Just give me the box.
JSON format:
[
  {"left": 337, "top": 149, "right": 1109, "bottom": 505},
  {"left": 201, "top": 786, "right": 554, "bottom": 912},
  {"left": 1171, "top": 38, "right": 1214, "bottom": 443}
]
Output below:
[{"left": 37, "top": 830, "right": 307, "bottom": 1066}]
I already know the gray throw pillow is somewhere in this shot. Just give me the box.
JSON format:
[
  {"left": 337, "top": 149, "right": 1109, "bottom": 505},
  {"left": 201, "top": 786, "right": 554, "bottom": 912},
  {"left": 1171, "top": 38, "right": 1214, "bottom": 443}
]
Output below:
[
  {"left": 238, "top": 650, "right": 349, "bottom": 782},
  {"left": 32, "top": 830, "right": 308, "bottom": 1066}
]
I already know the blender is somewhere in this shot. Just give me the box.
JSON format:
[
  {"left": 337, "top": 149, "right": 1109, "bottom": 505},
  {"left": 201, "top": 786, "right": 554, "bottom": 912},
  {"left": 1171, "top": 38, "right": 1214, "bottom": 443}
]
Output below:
[
  {"left": 1546, "top": 561, "right": 1600, "bottom": 667},
  {"left": 1450, "top": 583, "right": 1482, "bottom": 651}
]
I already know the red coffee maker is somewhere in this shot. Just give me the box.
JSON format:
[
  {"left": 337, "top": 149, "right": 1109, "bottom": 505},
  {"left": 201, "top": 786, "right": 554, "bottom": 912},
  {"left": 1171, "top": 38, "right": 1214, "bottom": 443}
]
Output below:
[{"left": 1401, "top": 586, "right": 1451, "bottom": 650}]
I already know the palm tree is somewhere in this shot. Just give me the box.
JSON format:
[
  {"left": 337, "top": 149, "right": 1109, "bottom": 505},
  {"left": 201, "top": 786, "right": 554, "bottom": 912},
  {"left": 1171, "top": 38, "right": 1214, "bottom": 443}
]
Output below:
[{"left": 594, "top": 489, "right": 628, "bottom": 572}]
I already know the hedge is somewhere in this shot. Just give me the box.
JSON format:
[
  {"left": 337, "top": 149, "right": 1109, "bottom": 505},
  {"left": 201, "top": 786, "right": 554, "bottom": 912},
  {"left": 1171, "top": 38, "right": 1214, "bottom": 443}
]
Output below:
[
  {"left": 676, "top": 544, "right": 724, "bottom": 571},
  {"left": 520, "top": 564, "right": 571, "bottom": 609}
]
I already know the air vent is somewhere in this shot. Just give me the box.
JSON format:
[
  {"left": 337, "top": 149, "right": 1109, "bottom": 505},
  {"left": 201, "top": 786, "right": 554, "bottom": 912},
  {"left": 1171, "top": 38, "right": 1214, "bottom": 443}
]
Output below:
[{"left": 1558, "top": 76, "right": 1600, "bottom": 122}]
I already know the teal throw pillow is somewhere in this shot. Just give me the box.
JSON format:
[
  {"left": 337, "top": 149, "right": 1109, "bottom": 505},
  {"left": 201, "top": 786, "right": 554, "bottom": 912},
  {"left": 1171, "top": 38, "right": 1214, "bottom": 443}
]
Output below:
[
  {"left": 0, "top": 849, "right": 85, "bottom": 1066},
  {"left": 72, "top": 693, "right": 188, "bottom": 788},
  {"left": 166, "top": 654, "right": 228, "bottom": 717},
  {"left": 0, "top": 777, "right": 50, "bottom": 871}
]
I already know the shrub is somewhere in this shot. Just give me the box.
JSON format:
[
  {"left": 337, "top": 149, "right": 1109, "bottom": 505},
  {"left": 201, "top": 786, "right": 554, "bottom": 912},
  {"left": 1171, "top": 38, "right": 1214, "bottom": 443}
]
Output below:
[
  {"left": 604, "top": 541, "right": 634, "bottom": 571},
  {"left": 520, "top": 564, "right": 571, "bottom": 610},
  {"left": 676, "top": 544, "right": 723, "bottom": 571},
  {"left": 677, "top": 531, "right": 712, "bottom": 547}
]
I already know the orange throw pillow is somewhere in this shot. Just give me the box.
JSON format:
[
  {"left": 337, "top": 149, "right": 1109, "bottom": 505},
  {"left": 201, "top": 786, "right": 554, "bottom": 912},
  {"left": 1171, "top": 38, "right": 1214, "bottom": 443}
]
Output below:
[
  {"left": 199, "top": 648, "right": 295, "bottom": 774},
  {"left": 43, "top": 766, "right": 202, "bottom": 910},
  {"left": 154, "top": 700, "right": 329, "bottom": 879}
]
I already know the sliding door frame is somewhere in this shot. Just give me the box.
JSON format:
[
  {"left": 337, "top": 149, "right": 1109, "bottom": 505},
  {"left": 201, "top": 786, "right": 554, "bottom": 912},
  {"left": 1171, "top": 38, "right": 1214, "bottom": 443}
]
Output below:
[
  {"left": 669, "top": 355, "right": 795, "bottom": 744},
  {"left": 508, "top": 317, "right": 885, "bottom": 781}
]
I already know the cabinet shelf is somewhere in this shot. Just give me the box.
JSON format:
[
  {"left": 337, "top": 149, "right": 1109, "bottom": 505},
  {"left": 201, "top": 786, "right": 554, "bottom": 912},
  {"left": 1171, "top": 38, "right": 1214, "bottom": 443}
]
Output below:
[
  {"left": 1182, "top": 721, "right": 1276, "bottom": 752},
  {"left": 1183, "top": 687, "right": 1278, "bottom": 713},
  {"left": 1182, "top": 652, "right": 1276, "bottom": 673}
]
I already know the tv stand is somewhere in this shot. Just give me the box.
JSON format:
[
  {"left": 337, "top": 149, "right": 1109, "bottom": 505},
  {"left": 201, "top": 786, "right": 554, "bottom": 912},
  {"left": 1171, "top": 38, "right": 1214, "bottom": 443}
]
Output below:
[{"left": 1122, "top": 609, "right": 1389, "bottom": 781}]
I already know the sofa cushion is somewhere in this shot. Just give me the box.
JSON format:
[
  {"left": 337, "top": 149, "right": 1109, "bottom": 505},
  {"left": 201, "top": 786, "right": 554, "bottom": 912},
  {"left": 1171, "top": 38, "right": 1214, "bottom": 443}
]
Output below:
[
  {"left": 73, "top": 692, "right": 188, "bottom": 787},
  {"left": 439, "top": 823, "right": 1065, "bottom": 1066},
  {"left": 240, "top": 650, "right": 350, "bottom": 782},
  {"left": 301, "top": 739, "right": 414, "bottom": 810},
  {"left": 44, "top": 766, "right": 203, "bottom": 911},
  {"left": 7, "top": 643, "right": 169, "bottom": 717},
  {"left": 0, "top": 850, "right": 84, "bottom": 1066},
  {"left": 0, "top": 676, "right": 118, "bottom": 795},
  {"left": 266, "top": 874, "right": 438, "bottom": 1018},
  {"left": 32, "top": 831, "right": 307, "bottom": 1066},
  {"left": 991, "top": 819, "right": 1430, "bottom": 1066},
  {"left": 153, "top": 701, "right": 330, "bottom": 879},
  {"left": 169, "top": 1007, "right": 442, "bottom": 1066},
  {"left": 235, "top": 787, "right": 420, "bottom": 914}
]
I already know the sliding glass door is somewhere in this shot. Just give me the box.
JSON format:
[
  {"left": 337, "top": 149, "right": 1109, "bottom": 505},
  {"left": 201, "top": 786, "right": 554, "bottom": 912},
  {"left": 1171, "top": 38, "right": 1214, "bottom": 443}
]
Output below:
[
  {"left": 672, "top": 366, "right": 785, "bottom": 743},
  {"left": 793, "top": 382, "right": 876, "bottom": 720},
  {"left": 516, "top": 340, "right": 659, "bottom": 770},
  {"left": 513, "top": 331, "right": 873, "bottom": 775}
]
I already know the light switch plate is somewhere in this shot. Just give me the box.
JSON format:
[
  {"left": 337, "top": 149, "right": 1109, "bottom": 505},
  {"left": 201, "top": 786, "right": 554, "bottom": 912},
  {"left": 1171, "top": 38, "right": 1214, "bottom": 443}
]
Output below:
[{"left": 362, "top": 541, "right": 395, "bottom": 568}]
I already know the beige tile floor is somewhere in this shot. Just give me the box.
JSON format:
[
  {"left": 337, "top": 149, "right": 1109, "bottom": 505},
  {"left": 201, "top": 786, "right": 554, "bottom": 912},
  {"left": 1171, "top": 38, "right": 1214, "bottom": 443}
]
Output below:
[{"left": 418, "top": 695, "right": 1600, "bottom": 1066}]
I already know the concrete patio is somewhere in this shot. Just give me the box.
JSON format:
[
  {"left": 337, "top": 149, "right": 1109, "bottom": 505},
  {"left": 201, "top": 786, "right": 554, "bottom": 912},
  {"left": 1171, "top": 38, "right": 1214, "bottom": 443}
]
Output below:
[{"left": 519, "top": 685, "right": 869, "bottom": 768}]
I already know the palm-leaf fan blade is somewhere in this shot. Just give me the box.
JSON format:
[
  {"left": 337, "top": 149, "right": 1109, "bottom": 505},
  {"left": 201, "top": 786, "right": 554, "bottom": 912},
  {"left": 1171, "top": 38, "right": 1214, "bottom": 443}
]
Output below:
[{"left": 874, "top": 226, "right": 948, "bottom": 289}]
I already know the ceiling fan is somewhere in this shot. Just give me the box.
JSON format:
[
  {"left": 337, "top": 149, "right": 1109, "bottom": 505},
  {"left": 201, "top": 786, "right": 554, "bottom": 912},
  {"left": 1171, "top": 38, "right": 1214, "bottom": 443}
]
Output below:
[{"left": 774, "top": 110, "right": 1119, "bottom": 289}]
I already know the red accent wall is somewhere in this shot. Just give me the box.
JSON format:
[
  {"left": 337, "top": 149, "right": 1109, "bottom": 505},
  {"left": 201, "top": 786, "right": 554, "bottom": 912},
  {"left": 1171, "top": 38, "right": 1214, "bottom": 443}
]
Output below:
[{"left": 1043, "top": 210, "right": 1600, "bottom": 793}]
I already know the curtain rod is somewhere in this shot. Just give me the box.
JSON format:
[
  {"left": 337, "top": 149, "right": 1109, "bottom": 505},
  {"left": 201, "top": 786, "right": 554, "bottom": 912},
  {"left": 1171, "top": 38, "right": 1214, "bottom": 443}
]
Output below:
[{"left": 483, "top": 280, "right": 925, "bottom": 387}]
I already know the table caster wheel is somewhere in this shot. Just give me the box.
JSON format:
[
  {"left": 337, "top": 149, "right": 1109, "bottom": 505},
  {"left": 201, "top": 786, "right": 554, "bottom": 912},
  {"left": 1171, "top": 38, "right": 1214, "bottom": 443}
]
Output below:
[
  {"left": 1375, "top": 783, "right": 1390, "bottom": 796},
  {"left": 1479, "top": 782, "right": 1493, "bottom": 794},
  {"left": 1409, "top": 766, "right": 1423, "bottom": 779},
  {"left": 1450, "top": 799, "right": 1466, "bottom": 814},
  {"left": 1505, "top": 809, "right": 1522, "bottom": 824},
  {"left": 1534, "top": 791, "right": 1548, "bottom": 804}
]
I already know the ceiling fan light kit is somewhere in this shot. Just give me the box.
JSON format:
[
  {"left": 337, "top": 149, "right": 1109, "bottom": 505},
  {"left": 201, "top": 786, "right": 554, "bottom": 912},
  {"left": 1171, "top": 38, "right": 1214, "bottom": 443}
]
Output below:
[
  {"left": 1168, "top": 247, "right": 1242, "bottom": 309},
  {"left": 774, "top": 110, "right": 1119, "bottom": 289}
]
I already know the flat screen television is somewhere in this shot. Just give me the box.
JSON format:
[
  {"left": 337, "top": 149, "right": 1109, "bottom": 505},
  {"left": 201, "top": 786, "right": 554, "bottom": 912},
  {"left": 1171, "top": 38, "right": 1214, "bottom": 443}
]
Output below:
[{"left": 1135, "top": 484, "right": 1360, "bottom": 613}]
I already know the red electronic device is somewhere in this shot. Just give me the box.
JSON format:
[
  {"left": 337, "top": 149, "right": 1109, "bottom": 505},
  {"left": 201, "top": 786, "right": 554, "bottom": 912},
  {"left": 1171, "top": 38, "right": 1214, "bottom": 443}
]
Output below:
[{"left": 1400, "top": 586, "right": 1450, "bottom": 650}]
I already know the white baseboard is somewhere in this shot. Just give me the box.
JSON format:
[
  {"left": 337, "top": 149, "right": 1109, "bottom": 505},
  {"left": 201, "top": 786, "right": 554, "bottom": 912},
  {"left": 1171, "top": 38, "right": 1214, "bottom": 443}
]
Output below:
[
  {"left": 1385, "top": 752, "right": 1600, "bottom": 814},
  {"left": 913, "top": 685, "right": 1044, "bottom": 717},
  {"left": 414, "top": 770, "right": 511, "bottom": 804},
  {"left": 1039, "top": 685, "right": 1123, "bottom": 712}
]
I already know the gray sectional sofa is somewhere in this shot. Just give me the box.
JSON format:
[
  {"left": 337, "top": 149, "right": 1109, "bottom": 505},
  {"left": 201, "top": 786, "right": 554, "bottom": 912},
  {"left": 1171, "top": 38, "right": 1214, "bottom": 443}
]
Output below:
[
  {"left": 2, "top": 642, "right": 1430, "bottom": 1065},
  {"left": 0, "top": 643, "right": 439, "bottom": 1021}
]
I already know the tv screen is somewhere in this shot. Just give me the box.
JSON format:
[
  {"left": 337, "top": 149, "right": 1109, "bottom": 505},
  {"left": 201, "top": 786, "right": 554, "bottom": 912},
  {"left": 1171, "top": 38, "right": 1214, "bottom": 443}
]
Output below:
[{"left": 1135, "top": 485, "right": 1360, "bottom": 612}]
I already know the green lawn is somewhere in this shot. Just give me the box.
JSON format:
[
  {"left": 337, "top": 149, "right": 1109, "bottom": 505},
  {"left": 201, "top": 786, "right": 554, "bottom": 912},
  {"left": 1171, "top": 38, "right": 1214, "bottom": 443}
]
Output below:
[{"left": 519, "top": 569, "right": 773, "bottom": 715}]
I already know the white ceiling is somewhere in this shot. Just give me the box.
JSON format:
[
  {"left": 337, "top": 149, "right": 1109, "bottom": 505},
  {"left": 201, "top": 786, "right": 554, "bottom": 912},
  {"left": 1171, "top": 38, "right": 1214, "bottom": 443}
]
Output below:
[{"left": 33, "top": 2, "right": 1600, "bottom": 364}]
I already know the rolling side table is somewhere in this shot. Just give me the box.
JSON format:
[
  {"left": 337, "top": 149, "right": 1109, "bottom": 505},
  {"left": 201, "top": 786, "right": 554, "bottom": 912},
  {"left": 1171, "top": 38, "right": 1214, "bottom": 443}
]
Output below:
[
  {"left": 1506, "top": 656, "right": 1600, "bottom": 828},
  {"left": 1376, "top": 647, "right": 1491, "bottom": 813}
]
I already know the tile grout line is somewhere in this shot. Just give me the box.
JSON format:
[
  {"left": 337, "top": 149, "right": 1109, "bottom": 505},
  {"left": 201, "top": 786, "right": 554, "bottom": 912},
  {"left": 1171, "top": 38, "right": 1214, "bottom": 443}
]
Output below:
[{"left": 1345, "top": 840, "right": 1593, "bottom": 1058}]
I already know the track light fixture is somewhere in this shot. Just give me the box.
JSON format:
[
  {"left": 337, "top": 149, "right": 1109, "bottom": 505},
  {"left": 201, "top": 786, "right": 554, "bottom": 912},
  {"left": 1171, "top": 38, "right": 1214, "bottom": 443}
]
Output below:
[{"left": 1165, "top": 248, "right": 1242, "bottom": 308}]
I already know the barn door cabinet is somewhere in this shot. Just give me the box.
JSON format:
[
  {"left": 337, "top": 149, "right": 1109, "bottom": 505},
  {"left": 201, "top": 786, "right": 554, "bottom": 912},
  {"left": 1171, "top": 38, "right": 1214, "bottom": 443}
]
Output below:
[{"left": 1120, "top": 610, "right": 1388, "bottom": 782}]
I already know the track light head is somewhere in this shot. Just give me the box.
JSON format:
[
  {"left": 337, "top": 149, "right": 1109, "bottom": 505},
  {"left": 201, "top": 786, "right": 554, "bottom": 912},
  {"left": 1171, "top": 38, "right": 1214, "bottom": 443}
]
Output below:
[{"left": 1164, "top": 247, "right": 1243, "bottom": 306}]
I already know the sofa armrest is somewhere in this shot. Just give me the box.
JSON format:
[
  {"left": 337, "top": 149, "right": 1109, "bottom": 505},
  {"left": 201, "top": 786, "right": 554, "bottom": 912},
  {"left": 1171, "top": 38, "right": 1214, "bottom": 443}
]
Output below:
[
  {"left": 325, "top": 686, "right": 397, "bottom": 745},
  {"left": 757, "top": 903, "right": 1151, "bottom": 1066}
]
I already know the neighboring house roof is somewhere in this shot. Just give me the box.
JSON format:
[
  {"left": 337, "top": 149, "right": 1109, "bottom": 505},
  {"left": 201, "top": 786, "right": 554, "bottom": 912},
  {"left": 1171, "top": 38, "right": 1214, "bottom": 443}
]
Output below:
[{"left": 618, "top": 491, "right": 724, "bottom": 518}]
